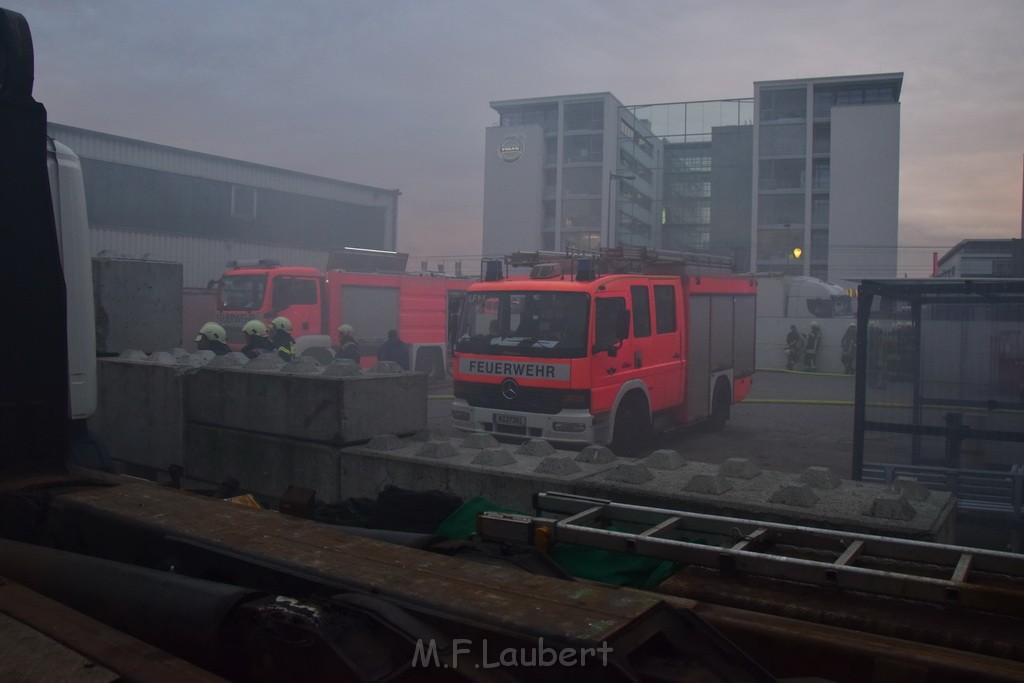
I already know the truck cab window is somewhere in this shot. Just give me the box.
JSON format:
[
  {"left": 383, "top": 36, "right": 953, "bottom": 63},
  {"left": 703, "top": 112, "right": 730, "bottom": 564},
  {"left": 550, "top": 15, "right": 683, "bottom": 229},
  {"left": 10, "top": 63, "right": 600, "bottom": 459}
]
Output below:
[
  {"left": 654, "top": 285, "right": 677, "bottom": 333},
  {"left": 272, "top": 277, "right": 318, "bottom": 310},
  {"left": 631, "top": 285, "right": 651, "bottom": 338},
  {"left": 595, "top": 297, "right": 627, "bottom": 350}
]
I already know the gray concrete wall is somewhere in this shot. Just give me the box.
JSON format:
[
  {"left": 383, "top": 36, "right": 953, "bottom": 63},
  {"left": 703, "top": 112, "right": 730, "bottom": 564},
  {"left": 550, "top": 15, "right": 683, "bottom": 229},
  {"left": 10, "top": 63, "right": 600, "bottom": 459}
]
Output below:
[
  {"left": 94, "top": 355, "right": 954, "bottom": 543},
  {"left": 93, "top": 353, "right": 427, "bottom": 488}
]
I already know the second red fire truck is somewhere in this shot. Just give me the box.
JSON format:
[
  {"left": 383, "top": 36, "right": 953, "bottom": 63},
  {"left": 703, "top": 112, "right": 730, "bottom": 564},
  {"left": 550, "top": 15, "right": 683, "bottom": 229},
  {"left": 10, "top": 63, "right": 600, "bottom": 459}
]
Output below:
[
  {"left": 451, "top": 248, "right": 756, "bottom": 455},
  {"left": 215, "top": 249, "right": 469, "bottom": 375}
]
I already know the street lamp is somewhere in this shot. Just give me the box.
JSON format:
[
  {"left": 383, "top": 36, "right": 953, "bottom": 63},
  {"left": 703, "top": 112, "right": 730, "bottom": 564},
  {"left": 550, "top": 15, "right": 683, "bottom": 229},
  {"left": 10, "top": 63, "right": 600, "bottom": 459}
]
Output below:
[
  {"left": 784, "top": 223, "right": 802, "bottom": 274},
  {"left": 606, "top": 172, "right": 635, "bottom": 248}
]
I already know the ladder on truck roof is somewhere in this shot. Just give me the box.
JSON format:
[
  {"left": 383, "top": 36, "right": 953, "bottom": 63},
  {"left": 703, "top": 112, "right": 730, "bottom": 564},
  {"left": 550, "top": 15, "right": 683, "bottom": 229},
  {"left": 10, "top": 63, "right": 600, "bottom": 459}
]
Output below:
[
  {"left": 477, "top": 491, "right": 1024, "bottom": 619},
  {"left": 507, "top": 246, "right": 736, "bottom": 277}
]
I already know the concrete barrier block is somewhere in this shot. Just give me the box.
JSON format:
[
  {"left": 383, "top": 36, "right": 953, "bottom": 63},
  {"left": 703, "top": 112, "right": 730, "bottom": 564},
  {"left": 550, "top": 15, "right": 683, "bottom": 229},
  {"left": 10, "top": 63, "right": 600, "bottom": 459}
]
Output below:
[
  {"left": 576, "top": 445, "right": 616, "bottom": 464},
  {"left": 414, "top": 429, "right": 451, "bottom": 442},
  {"left": 769, "top": 485, "right": 819, "bottom": 508},
  {"left": 93, "top": 359, "right": 185, "bottom": 472},
  {"left": 243, "top": 354, "right": 286, "bottom": 371},
  {"left": 870, "top": 495, "right": 917, "bottom": 520},
  {"left": 185, "top": 368, "right": 426, "bottom": 445},
  {"left": 798, "top": 466, "right": 841, "bottom": 490},
  {"left": 516, "top": 439, "right": 555, "bottom": 457},
  {"left": 301, "top": 346, "right": 336, "bottom": 365},
  {"left": 605, "top": 463, "right": 655, "bottom": 484},
  {"left": 417, "top": 440, "right": 459, "bottom": 459},
  {"left": 183, "top": 424, "right": 342, "bottom": 504},
  {"left": 369, "top": 361, "right": 403, "bottom": 374},
  {"left": 684, "top": 474, "right": 734, "bottom": 495},
  {"left": 892, "top": 476, "right": 931, "bottom": 501},
  {"left": 644, "top": 449, "right": 686, "bottom": 470},
  {"left": 461, "top": 433, "right": 501, "bottom": 450},
  {"left": 367, "top": 434, "right": 403, "bottom": 451},
  {"left": 472, "top": 448, "right": 517, "bottom": 467},
  {"left": 720, "top": 458, "right": 762, "bottom": 479},
  {"left": 280, "top": 356, "right": 323, "bottom": 374},
  {"left": 178, "top": 352, "right": 213, "bottom": 367},
  {"left": 535, "top": 457, "right": 583, "bottom": 477},
  {"left": 324, "top": 359, "right": 361, "bottom": 377},
  {"left": 207, "top": 352, "right": 249, "bottom": 368}
]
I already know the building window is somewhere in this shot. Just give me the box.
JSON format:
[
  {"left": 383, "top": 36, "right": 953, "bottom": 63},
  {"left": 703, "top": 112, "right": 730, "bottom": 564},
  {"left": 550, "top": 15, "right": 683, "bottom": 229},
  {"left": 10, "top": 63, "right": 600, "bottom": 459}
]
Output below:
[
  {"left": 759, "top": 123, "right": 806, "bottom": 156},
  {"left": 812, "top": 197, "right": 830, "bottom": 225},
  {"left": 759, "top": 87, "right": 807, "bottom": 121},
  {"left": 757, "top": 194, "right": 803, "bottom": 226},
  {"left": 563, "top": 134, "right": 603, "bottom": 163},
  {"left": 812, "top": 159, "right": 830, "bottom": 191},
  {"left": 813, "top": 122, "right": 831, "bottom": 154},
  {"left": 564, "top": 101, "right": 604, "bottom": 131},
  {"left": 759, "top": 158, "right": 805, "bottom": 190},
  {"left": 561, "top": 199, "right": 601, "bottom": 228},
  {"left": 562, "top": 231, "right": 601, "bottom": 251},
  {"left": 231, "top": 185, "right": 257, "bottom": 219},
  {"left": 562, "top": 167, "right": 601, "bottom": 196}
]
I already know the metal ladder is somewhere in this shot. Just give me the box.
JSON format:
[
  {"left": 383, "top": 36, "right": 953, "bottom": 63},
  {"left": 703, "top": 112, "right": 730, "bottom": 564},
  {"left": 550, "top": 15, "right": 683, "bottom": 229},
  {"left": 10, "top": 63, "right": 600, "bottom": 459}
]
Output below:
[{"left": 476, "top": 491, "right": 1024, "bottom": 618}]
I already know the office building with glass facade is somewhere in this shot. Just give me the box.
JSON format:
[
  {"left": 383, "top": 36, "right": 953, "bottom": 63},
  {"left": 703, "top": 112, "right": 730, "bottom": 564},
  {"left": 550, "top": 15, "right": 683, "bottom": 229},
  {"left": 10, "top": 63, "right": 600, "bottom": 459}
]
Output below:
[{"left": 484, "top": 73, "right": 902, "bottom": 284}]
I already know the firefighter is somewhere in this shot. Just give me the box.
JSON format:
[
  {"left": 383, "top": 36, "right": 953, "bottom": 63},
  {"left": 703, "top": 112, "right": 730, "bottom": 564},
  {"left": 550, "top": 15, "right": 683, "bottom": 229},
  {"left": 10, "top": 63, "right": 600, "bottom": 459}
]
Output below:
[
  {"left": 841, "top": 324, "right": 857, "bottom": 374},
  {"left": 377, "top": 329, "right": 410, "bottom": 370},
  {"left": 270, "top": 316, "right": 296, "bottom": 362},
  {"left": 336, "top": 324, "right": 360, "bottom": 363},
  {"left": 240, "top": 319, "right": 275, "bottom": 359},
  {"left": 804, "top": 322, "right": 821, "bottom": 371},
  {"left": 785, "top": 324, "right": 801, "bottom": 370},
  {"left": 194, "top": 322, "right": 230, "bottom": 356}
]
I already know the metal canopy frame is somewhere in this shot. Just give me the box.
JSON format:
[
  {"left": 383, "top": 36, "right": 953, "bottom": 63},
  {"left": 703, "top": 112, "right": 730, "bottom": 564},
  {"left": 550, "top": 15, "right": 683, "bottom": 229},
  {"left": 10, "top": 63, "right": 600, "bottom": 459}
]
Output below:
[{"left": 852, "top": 279, "right": 1024, "bottom": 480}]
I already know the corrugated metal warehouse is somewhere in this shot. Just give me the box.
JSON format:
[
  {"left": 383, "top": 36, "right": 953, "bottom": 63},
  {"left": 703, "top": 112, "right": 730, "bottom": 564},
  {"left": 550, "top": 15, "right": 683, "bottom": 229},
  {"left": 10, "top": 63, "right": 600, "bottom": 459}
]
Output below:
[{"left": 47, "top": 123, "right": 400, "bottom": 287}]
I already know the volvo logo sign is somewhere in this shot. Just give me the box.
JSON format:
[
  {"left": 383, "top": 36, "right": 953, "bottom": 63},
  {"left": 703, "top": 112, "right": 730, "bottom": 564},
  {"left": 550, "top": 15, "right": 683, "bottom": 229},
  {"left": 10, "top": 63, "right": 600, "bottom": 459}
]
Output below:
[
  {"left": 500, "top": 378, "right": 519, "bottom": 400},
  {"left": 499, "top": 135, "right": 524, "bottom": 163}
]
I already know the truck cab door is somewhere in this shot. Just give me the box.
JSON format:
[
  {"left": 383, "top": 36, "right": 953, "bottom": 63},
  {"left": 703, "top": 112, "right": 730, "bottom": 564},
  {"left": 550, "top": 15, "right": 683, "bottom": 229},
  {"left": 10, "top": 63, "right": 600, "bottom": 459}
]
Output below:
[
  {"left": 271, "top": 276, "right": 321, "bottom": 334},
  {"left": 591, "top": 295, "right": 633, "bottom": 415}
]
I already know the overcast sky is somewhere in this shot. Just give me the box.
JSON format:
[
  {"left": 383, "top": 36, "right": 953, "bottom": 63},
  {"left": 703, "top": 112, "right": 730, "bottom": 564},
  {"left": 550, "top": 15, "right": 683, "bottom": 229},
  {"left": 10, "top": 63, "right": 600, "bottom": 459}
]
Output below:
[{"left": 10, "top": 0, "right": 1023, "bottom": 275}]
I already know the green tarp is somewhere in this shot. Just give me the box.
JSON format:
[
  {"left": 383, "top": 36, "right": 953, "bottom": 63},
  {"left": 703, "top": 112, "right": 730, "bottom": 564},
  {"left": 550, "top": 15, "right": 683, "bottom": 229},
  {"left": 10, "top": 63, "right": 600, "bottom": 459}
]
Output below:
[{"left": 436, "top": 496, "right": 681, "bottom": 591}]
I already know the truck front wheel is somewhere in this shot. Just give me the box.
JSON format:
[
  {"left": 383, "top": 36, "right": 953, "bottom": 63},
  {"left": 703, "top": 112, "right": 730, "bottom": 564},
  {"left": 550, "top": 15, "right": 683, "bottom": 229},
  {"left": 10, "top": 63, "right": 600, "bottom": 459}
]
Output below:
[{"left": 610, "top": 392, "right": 651, "bottom": 458}]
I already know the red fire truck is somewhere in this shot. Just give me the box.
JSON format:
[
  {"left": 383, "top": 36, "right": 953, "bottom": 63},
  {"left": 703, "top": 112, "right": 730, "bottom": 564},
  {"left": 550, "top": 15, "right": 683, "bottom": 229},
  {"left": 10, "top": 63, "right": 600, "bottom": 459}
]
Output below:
[
  {"left": 451, "top": 248, "right": 756, "bottom": 454},
  {"left": 215, "top": 249, "right": 470, "bottom": 375}
]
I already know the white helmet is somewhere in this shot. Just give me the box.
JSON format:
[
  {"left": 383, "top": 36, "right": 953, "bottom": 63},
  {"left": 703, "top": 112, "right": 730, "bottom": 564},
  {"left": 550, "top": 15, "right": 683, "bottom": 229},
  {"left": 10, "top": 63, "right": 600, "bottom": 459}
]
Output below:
[
  {"left": 195, "top": 322, "right": 227, "bottom": 343},
  {"left": 338, "top": 324, "right": 354, "bottom": 335},
  {"left": 271, "top": 316, "right": 292, "bottom": 333},
  {"left": 242, "top": 320, "right": 269, "bottom": 337}
]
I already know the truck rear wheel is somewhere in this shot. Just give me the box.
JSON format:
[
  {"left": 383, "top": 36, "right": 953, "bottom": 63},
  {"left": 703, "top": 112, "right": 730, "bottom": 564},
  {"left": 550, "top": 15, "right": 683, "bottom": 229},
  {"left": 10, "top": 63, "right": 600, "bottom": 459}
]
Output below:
[
  {"left": 610, "top": 392, "right": 651, "bottom": 458},
  {"left": 708, "top": 379, "right": 731, "bottom": 432}
]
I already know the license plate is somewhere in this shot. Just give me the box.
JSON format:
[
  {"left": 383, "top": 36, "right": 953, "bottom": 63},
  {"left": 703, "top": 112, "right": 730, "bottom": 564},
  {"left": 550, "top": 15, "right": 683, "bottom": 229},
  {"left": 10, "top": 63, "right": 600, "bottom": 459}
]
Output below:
[{"left": 493, "top": 413, "right": 526, "bottom": 427}]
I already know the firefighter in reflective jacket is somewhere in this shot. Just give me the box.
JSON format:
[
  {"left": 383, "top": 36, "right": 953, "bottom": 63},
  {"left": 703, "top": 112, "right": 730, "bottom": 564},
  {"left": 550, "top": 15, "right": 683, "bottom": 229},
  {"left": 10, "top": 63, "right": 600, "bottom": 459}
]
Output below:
[
  {"left": 194, "top": 322, "right": 230, "bottom": 356},
  {"left": 240, "top": 320, "right": 275, "bottom": 359},
  {"left": 804, "top": 322, "right": 821, "bottom": 371},
  {"left": 270, "top": 316, "right": 296, "bottom": 362}
]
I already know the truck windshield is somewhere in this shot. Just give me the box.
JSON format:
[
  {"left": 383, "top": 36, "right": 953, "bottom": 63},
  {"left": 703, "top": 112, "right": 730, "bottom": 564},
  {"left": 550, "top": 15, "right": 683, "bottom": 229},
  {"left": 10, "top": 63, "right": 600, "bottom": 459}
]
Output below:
[
  {"left": 456, "top": 291, "right": 589, "bottom": 359},
  {"left": 218, "top": 275, "right": 267, "bottom": 311}
]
